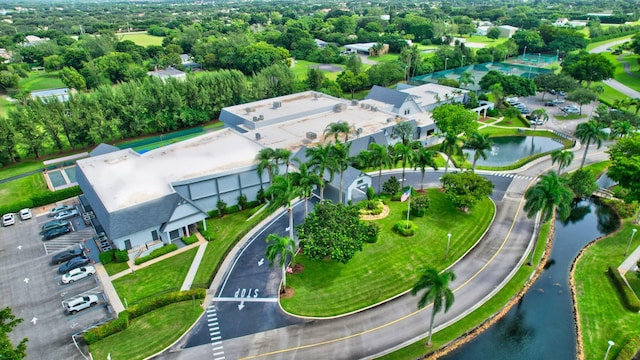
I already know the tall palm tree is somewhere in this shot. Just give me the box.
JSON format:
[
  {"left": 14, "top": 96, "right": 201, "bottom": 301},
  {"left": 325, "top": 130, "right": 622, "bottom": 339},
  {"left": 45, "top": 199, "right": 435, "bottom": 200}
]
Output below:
[
  {"left": 368, "top": 142, "right": 393, "bottom": 193},
  {"left": 441, "top": 133, "right": 460, "bottom": 174},
  {"left": 523, "top": 171, "right": 573, "bottom": 265},
  {"left": 462, "top": 132, "right": 492, "bottom": 172},
  {"left": 393, "top": 121, "right": 414, "bottom": 145},
  {"left": 265, "top": 234, "right": 295, "bottom": 290},
  {"left": 266, "top": 175, "right": 301, "bottom": 240},
  {"left": 411, "top": 147, "right": 439, "bottom": 191},
  {"left": 306, "top": 143, "right": 335, "bottom": 200},
  {"left": 274, "top": 148, "right": 293, "bottom": 174},
  {"left": 324, "top": 121, "right": 353, "bottom": 143},
  {"left": 255, "top": 147, "right": 277, "bottom": 188},
  {"left": 611, "top": 120, "right": 632, "bottom": 138},
  {"left": 411, "top": 267, "right": 456, "bottom": 347},
  {"left": 290, "top": 160, "right": 322, "bottom": 217},
  {"left": 575, "top": 120, "right": 607, "bottom": 168},
  {"left": 329, "top": 141, "right": 352, "bottom": 204},
  {"left": 392, "top": 141, "right": 418, "bottom": 190},
  {"left": 550, "top": 149, "right": 574, "bottom": 174}
]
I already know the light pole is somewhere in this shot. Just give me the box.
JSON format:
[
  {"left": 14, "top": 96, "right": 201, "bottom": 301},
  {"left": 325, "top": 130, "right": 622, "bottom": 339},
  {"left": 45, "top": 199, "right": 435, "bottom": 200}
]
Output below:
[
  {"left": 461, "top": 55, "right": 466, "bottom": 67},
  {"left": 444, "top": 57, "right": 448, "bottom": 72},
  {"left": 445, "top": 233, "right": 452, "bottom": 260},
  {"left": 491, "top": 51, "right": 495, "bottom": 63},
  {"left": 556, "top": 49, "right": 560, "bottom": 62},
  {"left": 523, "top": 45, "right": 527, "bottom": 61},
  {"left": 625, "top": 228, "right": 637, "bottom": 256},
  {"left": 604, "top": 340, "right": 615, "bottom": 360},
  {"left": 538, "top": 53, "right": 541, "bottom": 67}
]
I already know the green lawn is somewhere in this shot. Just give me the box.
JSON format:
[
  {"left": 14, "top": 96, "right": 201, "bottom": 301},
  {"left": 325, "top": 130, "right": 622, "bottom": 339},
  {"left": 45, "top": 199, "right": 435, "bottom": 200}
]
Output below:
[
  {"left": 461, "top": 35, "right": 509, "bottom": 45},
  {"left": 556, "top": 114, "right": 587, "bottom": 120},
  {"left": 0, "top": 173, "right": 48, "bottom": 208},
  {"left": 281, "top": 190, "right": 495, "bottom": 316},
  {"left": 599, "top": 83, "right": 640, "bottom": 113},
  {"left": 613, "top": 53, "right": 640, "bottom": 92},
  {"left": 104, "top": 262, "right": 130, "bottom": 276},
  {"left": 18, "top": 71, "right": 65, "bottom": 91},
  {"left": 89, "top": 301, "right": 203, "bottom": 360},
  {"left": 291, "top": 59, "right": 343, "bottom": 82},
  {"left": 575, "top": 221, "right": 640, "bottom": 360},
  {"left": 494, "top": 116, "right": 528, "bottom": 127},
  {"left": 586, "top": 35, "right": 633, "bottom": 52},
  {"left": 192, "top": 205, "right": 269, "bottom": 287},
  {"left": 368, "top": 53, "right": 399, "bottom": 63},
  {"left": 112, "top": 248, "right": 198, "bottom": 305},
  {"left": 118, "top": 32, "right": 164, "bottom": 47}
]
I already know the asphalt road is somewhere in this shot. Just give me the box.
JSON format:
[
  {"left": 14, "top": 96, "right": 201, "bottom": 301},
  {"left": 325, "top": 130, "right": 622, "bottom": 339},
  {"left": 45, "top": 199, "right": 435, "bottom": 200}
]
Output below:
[{"left": 589, "top": 37, "right": 640, "bottom": 99}]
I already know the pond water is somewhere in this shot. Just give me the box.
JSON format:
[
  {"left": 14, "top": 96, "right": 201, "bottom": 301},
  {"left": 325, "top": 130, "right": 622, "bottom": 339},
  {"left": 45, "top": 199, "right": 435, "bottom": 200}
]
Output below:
[
  {"left": 442, "top": 198, "right": 619, "bottom": 360},
  {"left": 463, "top": 136, "right": 564, "bottom": 167}
]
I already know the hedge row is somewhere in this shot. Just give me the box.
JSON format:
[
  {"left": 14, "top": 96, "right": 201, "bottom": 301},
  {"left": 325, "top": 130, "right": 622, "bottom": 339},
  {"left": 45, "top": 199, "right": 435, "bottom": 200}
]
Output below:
[
  {"left": 0, "top": 185, "right": 82, "bottom": 215},
  {"left": 83, "top": 289, "right": 205, "bottom": 344},
  {"left": 182, "top": 234, "right": 198, "bottom": 245},
  {"left": 607, "top": 266, "right": 640, "bottom": 312},
  {"left": 134, "top": 244, "right": 178, "bottom": 265},
  {"left": 99, "top": 249, "right": 129, "bottom": 264}
]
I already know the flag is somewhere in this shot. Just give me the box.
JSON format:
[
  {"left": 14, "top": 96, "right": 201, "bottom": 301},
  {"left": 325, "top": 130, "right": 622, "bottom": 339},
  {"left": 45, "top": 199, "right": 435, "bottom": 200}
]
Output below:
[{"left": 401, "top": 188, "right": 411, "bottom": 202}]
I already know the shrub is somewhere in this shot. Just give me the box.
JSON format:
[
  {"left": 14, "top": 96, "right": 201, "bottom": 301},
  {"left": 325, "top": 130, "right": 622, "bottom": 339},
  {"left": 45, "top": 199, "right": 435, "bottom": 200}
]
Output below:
[
  {"left": 217, "top": 200, "right": 227, "bottom": 217},
  {"left": 363, "top": 223, "right": 379, "bottom": 243},
  {"left": 134, "top": 244, "right": 178, "bottom": 265},
  {"left": 199, "top": 228, "right": 215, "bottom": 241},
  {"left": 358, "top": 199, "right": 383, "bottom": 215},
  {"left": 410, "top": 194, "right": 430, "bottom": 217},
  {"left": 382, "top": 176, "right": 400, "bottom": 195},
  {"left": 393, "top": 220, "right": 418, "bottom": 236},
  {"left": 237, "top": 194, "right": 248, "bottom": 210},
  {"left": 114, "top": 249, "right": 129, "bottom": 263},
  {"left": 257, "top": 188, "right": 266, "bottom": 203},
  {"left": 366, "top": 186, "right": 375, "bottom": 200},
  {"left": 182, "top": 234, "right": 198, "bottom": 245},
  {"left": 99, "top": 249, "right": 116, "bottom": 265},
  {"left": 84, "top": 311, "right": 129, "bottom": 345},
  {"left": 246, "top": 200, "right": 260, "bottom": 209},
  {"left": 486, "top": 108, "right": 499, "bottom": 117},
  {"left": 128, "top": 289, "right": 205, "bottom": 319},
  {"left": 225, "top": 204, "right": 240, "bottom": 214},
  {"left": 607, "top": 266, "right": 640, "bottom": 312}
]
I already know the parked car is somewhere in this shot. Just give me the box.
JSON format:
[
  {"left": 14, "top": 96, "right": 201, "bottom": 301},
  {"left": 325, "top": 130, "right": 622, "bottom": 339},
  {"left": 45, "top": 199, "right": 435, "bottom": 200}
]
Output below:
[
  {"left": 44, "top": 225, "right": 71, "bottom": 240},
  {"left": 544, "top": 101, "right": 556, "bottom": 107},
  {"left": 519, "top": 108, "right": 531, "bottom": 114},
  {"left": 563, "top": 108, "right": 579, "bottom": 114},
  {"left": 61, "top": 266, "right": 96, "bottom": 284},
  {"left": 19, "top": 208, "right": 32, "bottom": 220},
  {"left": 549, "top": 89, "right": 557, "bottom": 95},
  {"left": 2, "top": 213, "right": 15, "bottom": 227},
  {"left": 42, "top": 220, "right": 69, "bottom": 233},
  {"left": 54, "top": 209, "right": 79, "bottom": 220},
  {"left": 552, "top": 99, "right": 565, "bottom": 104},
  {"left": 64, "top": 295, "right": 99, "bottom": 314},
  {"left": 58, "top": 256, "right": 90, "bottom": 274},
  {"left": 49, "top": 205, "right": 73, "bottom": 217},
  {"left": 506, "top": 97, "right": 519, "bottom": 103},
  {"left": 52, "top": 247, "right": 84, "bottom": 265}
]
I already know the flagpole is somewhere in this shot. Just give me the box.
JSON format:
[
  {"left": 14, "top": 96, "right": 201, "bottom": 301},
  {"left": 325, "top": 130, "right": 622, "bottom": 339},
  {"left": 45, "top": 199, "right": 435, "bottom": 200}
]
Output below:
[{"left": 406, "top": 188, "right": 411, "bottom": 228}]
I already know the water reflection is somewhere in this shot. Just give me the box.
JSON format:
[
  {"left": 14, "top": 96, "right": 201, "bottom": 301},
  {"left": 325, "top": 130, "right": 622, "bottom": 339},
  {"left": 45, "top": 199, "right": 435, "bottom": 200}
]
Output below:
[
  {"left": 442, "top": 198, "right": 619, "bottom": 360},
  {"left": 464, "top": 136, "right": 564, "bottom": 167}
]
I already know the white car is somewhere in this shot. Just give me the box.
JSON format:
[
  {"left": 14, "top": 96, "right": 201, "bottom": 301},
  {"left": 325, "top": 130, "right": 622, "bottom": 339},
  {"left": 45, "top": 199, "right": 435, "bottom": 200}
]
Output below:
[
  {"left": 54, "top": 209, "right": 79, "bottom": 220},
  {"left": 61, "top": 266, "right": 96, "bottom": 284},
  {"left": 64, "top": 294, "right": 99, "bottom": 314},
  {"left": 19, "top": 208, "right": 32, "bottom": 221},
  {"left": 2, "top": 213, "right": 15, "bottom": 227},
  {"left": 49, "top": 205, "right": 73, "bottom": 217}
]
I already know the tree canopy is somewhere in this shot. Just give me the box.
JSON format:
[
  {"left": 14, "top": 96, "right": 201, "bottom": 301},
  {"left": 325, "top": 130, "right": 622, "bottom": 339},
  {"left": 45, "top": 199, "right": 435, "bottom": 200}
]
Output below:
[
  {"left": 440, "top": 171, "right": 494, "bottom": 210},
  {"left": 431, "top": 104, "right": 478, "bottom": 137}
]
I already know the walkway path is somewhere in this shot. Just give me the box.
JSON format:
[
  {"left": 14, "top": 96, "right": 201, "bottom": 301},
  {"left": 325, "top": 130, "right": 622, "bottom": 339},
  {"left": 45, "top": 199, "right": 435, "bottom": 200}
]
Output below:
[{"left": 589, "top": 38, "right": 640, "bottom": 99}]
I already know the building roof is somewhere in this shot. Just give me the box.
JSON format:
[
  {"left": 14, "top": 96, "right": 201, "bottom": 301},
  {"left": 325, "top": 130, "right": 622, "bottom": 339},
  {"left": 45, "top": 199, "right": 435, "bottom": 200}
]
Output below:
[
  {"left": 77, "top": 128, "right": 264, "bottom": 213},
  {"left": 90, "top": 143, "right": 120, "bottom": 157},
  {"left": 344, "top": 42, "right": 379, "bottom": 52},
  {"left": 148, "top": 67, "right": 186, "bottom": 78},
  {"left": 398, "top": 83, "right": 469, "bottom": 108},
  {"left": 365, "top": 85, "right": 413, "bottom": 110},
  {"left": 31, "top": 88, "right": 70, "bottom": 102}
]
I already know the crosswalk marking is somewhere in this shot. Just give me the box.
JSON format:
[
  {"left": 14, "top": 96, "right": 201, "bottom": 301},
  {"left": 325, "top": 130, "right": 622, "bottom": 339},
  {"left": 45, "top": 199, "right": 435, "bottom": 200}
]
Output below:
[
  {"left": 207, "top": 305, "right": 226, "bottom": 359},
  {"left": 490, "top": 172, "right": 535, "bottom": 181}
]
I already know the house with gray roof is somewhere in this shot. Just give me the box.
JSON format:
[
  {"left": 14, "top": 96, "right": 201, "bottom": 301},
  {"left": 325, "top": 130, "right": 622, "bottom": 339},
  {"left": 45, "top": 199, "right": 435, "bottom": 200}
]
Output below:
[{"left": 31, "top": 88, "right": 71, "bottom": 102}]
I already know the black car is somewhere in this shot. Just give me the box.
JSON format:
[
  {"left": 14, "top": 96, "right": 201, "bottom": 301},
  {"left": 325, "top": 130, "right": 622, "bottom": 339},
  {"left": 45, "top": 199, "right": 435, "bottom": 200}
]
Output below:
[
  {"left": 44, "top": 225, "right": 71, "bottom": 240},
  {"left": 544, "top": 101, "right": 556, "bottom": 107},
  {"left": 58, "top": 256, "right": 90, "bottom": 274},
  {"left": 51, "top": 248, "right": 84, "bottom": 265},
  {"left": 42, "top": 220, "right": 69, "bottom": 233}
]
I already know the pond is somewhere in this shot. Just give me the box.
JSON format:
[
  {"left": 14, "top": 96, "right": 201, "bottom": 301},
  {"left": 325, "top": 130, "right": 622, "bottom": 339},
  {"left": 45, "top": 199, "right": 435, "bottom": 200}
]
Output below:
[
  {"left": 463, "top": 136, "right": 564, "bottom": 167},
  {"left": 442, "top": 198, "right": 619, "bottom": 360}
]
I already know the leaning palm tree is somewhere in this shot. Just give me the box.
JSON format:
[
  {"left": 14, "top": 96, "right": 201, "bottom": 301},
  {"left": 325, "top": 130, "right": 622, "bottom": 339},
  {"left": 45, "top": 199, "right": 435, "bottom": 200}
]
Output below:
[
  {"left": 411, "top": 147, "right": 439, "bottom": 191},
  {"left": 266, "top": 174, "right": 301, "bottom": 240},
  {"left": 329, "top": 141, "right": 352, "bottom": 204},
  {"left": 523, "top": 171, "right": 573, "bottom": 265},
  {"left": 290, "top": 160, "right": 322, "bottom": 217},
  {"left": 324, "top": 121, "right": 353, "bottom": 143},
  {"left": 462, "top": 132, "right": 492, "bottom": 172},
  {"left": 411, "top": 267, "right": 456, "bottom": 347},
  {"left": 255, "top": 147, "right": 277, "bottom": 187},
  {"left": 368, "top": 142, "right": 393, "bottom": 193},
  {"left": 306, "top": 143, "right": 336, "bottom": 200},
  {"left": 441, "top": 133, "right": 460, "bottom": 174},
  {"left": 265, "top": 234, "right": 295, "bottom": 290},
  {"left": 575, "top": 120, "right": 608, "bottom": 168},
  {"left": 550, "top": 149, "right": 574, "bottom": 174}
]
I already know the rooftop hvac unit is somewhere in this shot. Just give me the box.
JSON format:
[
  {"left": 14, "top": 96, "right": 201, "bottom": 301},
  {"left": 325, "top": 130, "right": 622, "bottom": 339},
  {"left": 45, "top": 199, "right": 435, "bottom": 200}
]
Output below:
[
  {"left": 351, "top": 100, "right": 359, "bottom": 106},
  {"left": 258, "top": 114, "right": 264, "bottom": 120},
  {"left": 273, "top": 101, "right": 282, "bottom": 109},
  {"left": 313, "top": 93, "right": 322, "bottom": 99},
  {"left": 387, "top": 117, "right": 394, "bottom": 123},
  {"left": 371, "top": 106, "right": 378, "bottom": 112},
  {"left": 245, "top": 107, "right": 252, "bottom": 114},
  {"left": 306, "top": 132, "right": 317, "bottom": 140},
  {"left": 333, "top": 103, "right": 346, "bottom": 112},
  {"left": 356, "top": 128, "right": 363, "bottom": 134},
  {"left": 255, "top": 133, "right": 261, "bottom": 140},
  {"left": 364, "top": 103, "right": 371, "bottom": 109},
  {"left": 253, "top": 116, "right": 258, "bottom": 121}
]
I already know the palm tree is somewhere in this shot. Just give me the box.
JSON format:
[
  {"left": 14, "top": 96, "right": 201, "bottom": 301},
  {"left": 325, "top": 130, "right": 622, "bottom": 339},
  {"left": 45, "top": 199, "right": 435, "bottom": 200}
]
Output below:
[
  {"left": 290, "top": 160, "right": 322, "bottom": 217},
  {"left": 329, "top": 141, "right": 352, "bottom": 204},
  {"left": 575, "top": 120, "right": 607, "bottom": 168},
  {"left": 411, "top": 267, "right": 456, "bottom": 347},
  {"left": 324, "top": 121, "right": 353, "bottom": 143},
  {"left": 441, "top": 133, "right": 460, "bottom": 174},
  {"left": 393, "top": 121, "right": 414, "bottom": 145},
  {"left": 266, "top": 175, "right": 301, "bottom": 240},
  {"left": 550, "top": 149, "right": 574, "bottom": 174},
  {"left": 392, "top": 141, "right": 417, "bottom": 190},
  {"left": 462, "top": 132, "right": 492, "bottom": 172},
  {"left": 458, "top": 71, "right": 475, "bottom": 89},
  {"left": 530, "top": 108, "right": 549, "bottom": 127},
  {"left": 611, "top": 120, "right": 632, "bottom": 138},
  {"left": 255, "top": 147, "right": 277, "bottom": 188},
  {"left": 523, "top": 171, "right": 573, "bottom": 265},
  {"left": 306, "top": 143, "right": 335, "bottom": 200},
  {"left": 274, "top": 148, "right": 293, "bottom": 174},
  {"left": 265, "top": 234, "right": 295, "bottom": 290},
  {"left": 411, "top": 147, "right": 439, "bottom": 191},
  {"left": 368, "top": 142, "right": 393, "bottom": 193}
]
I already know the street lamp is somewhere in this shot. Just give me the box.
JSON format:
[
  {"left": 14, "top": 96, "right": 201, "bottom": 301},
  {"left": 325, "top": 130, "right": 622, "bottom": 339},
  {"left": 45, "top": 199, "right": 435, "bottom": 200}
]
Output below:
[
  {"left": 461, "top": 55, "right": 466, "bottom": 67},
  {"left": 538, "top": 53, "right": 541, "bottom": 67},
  {"left": 625, "top": 228, "right": 637, "bottom": 256},
  {"left": 523, "top": 45, "right": 527, "bottom": 61},
  {"left": 556, "top": 49, "right": 560, "bottom": 62},
  {"left": 604, "top": 340, "right": 615, "bottom": 360},
  {"left": 491, "top": 51, "right": 495, "bottom": 63},
  {"left": 445, "top": 233, "right": 452, "bottom": 260},
  {"left": 444, "top": 57, "right": 448, "bottom": 72}
]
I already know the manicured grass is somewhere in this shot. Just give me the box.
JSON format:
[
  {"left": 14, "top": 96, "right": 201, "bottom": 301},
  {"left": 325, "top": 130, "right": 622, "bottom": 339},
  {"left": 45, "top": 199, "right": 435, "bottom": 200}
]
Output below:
[
  {"left": 494, "top": 116, "right": 528, "bottom": 127},
  {"left": 89, "top": 300, "right": 203, "bottom": 360},
  {"left": 104, "top": 262, "right": 130, "bottom": 276},
  {"left": 0, "top": 160, "right": 47, "bottom": 180},
  {"left": 291, "top": 59, "right": 343, "bottom": 82},
  {"left": 624, "top": 271, "right": 640, "bottom": 295},
  {"left": 586, "top": 35, "right": 632, "bottom": 52},
  {"left": 579, "top": 160, "right": 610, "bottom": 178},
  {"left": 556, "top": 114, "right": 587, "bottom": 120},
  {"left": 575, "top": 221, "right": 640, "bottom": 360},
  {"left": 368, "top": 53, "right": 399, "bottom": 63},
  {"left": 460, "top": 35, "right": 509, "bottom": 45},
  {"left": 192, "top": 205, "right": 269, "bottom": 286},
  {"left": 118, "top": 32, "right": 164, "bottom": 47},
  {"left": 281, "top": 190, "right": 495, "bottom": 316},
  {"left": 18, "top": 71, "right": 65, "bottom": 91},
  {"left": 112, "top": 248, "right": 198, "bottom": 305},
  {"left": 598, "top": 83, "right": 639, "bottom": 114},
  {"left": 0, "top": 173, "right": 48, "bottom": 207},
  {"left": 613, "top": 53, "right": 640, "bottom": 92},
  {"left": 381, "top": 222, "right": 551, "bottom": 359}
]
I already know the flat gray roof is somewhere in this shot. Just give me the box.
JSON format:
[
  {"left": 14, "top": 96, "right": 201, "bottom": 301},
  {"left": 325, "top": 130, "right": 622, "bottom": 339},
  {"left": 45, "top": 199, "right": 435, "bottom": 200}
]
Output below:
[{"left": 398, "top": 83, "right": 468, "bottom": 108}]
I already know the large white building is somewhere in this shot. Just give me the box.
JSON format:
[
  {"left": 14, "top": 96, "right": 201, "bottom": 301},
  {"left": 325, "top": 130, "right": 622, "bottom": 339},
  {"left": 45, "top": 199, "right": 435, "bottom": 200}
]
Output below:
[{"left": 77, "top": 84, "right": 465, "bottom": 253}]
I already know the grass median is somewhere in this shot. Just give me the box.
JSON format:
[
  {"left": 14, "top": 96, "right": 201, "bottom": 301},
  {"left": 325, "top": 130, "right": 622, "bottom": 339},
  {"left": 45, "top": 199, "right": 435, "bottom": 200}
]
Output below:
[{"left": 281, "top": 189, "right": 495, "bottom": 316}]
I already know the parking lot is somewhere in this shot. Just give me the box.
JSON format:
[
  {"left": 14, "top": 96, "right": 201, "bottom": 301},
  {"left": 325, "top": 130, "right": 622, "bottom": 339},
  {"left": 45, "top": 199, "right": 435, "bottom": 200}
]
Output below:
[{"left": 0, "top": 205, "right": 112, "bottom": 360}]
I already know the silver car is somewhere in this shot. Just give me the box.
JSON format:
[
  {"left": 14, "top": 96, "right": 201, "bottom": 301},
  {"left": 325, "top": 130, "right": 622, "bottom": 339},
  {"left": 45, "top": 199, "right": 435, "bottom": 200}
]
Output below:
[{"left": 64, "top": 295, "right": 99, "bottom": 314}]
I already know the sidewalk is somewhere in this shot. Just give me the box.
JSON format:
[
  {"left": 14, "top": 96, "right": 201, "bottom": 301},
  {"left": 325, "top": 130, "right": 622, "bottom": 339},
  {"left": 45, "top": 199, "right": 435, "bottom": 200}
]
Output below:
[{"left": 618, "top": 243, "right": 640, "bottom": 275}]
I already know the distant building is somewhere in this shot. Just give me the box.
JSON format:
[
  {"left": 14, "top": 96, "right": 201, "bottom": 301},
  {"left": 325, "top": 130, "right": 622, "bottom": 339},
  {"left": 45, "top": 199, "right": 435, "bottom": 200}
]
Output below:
[
  {"left": 22, "top": 35, "right": 47, "bottom": 46},
  {"left": 343, "top": 42, "right": 389, "bottom": 56},
  {"left": 0, "top": 48, "right": 11, "bottom": 63},
  {"left": 179, "top": 54, "right": 201, "bottom": 71},
  {"left": 31, "top": 88, "right": 71, "bottom": 102},
  {"left": 554, "top": 18, "right": 569, "bottom": 26},
  {"left": 147, "top": 67, "right": 186, "bottom": 82},
  {"left": 497, "top": 25, "right": 519, "bottom": 38}
]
